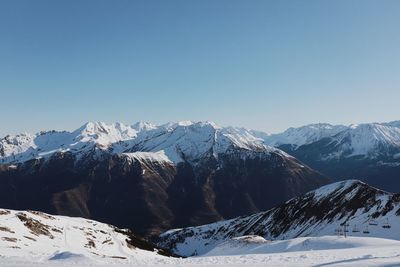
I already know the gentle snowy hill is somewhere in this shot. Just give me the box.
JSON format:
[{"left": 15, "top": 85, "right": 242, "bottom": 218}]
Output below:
[
  {"left": 204, "top": 235, "right": 400, "bottom": 257},
  {"left": 158, "top": 179, "right": 400, "bottom": 256},
  {"left": 0, "top": 208, "right": 174, "bottom": 265}
]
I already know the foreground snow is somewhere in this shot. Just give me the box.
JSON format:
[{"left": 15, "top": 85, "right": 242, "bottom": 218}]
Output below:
[
  {"left": 1, "top": 235, "right": 400, "bottom": 266},
  {"left": 0, "top": 208, "right": 170, "bottom": 265}
]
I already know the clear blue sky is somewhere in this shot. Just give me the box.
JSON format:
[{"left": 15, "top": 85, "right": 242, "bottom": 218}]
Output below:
[{"left": 1, "top": 0, "right": 400, "bottom": 136}]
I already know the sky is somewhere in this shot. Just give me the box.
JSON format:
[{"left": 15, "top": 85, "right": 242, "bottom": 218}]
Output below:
[{"left": 1, "top": 0, "right": 400, "bottom": 136}]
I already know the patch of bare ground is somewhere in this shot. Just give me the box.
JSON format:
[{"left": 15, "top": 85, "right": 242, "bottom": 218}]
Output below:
[
  {"left": 51, "top": 227, "right": 63, "bottom": 233},
  {"left": 110, "top": 256, "right": 126, "bottom": 259},
  {"left": 0, "top": 210, "right": 10, "bottom": 215},
  {"left": 27, "top": 210, "right": 55, "bottom": 220},
  {"left": 16, "top": 212, "right": 54, "bottom": 239},
  {"left": 85, "top": 239, "right": 96, "bottom": 248},
  {"left": 23, "top": 236, "right": 36, "bottom": 241},
  {"left": 0, "top": 226, "right": 14, "bottom": 233},
  {"left": 102, "top": 238, "right": 113, "bottom": 245},
  {"left": 2, "top": 237, "right": 18, "bottom": 242}
]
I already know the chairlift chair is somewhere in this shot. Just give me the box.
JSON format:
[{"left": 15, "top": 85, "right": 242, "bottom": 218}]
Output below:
[
  {"left": 352, "top": 225, "right": 359, "bottom": 233},
  {"left": 363, "top": 226, "right": 370, "bottom": 234},
  {"left": 369, "top": 219, "right": 378, "bottom": 226},
  {"left": 382, "top": 218, "right": 391, "bottom": 229}
]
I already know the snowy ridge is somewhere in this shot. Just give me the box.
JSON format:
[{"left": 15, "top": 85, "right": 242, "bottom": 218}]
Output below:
[
  {"left": 326, "top": 123, "right": 400, "bottom": 158},
  {"left": 3, "top": 120, "right": 400, "bottom": 164},
  {"left": 263, "top": 123, "right": 347, "bottom": 148},
  {"left": 0, "top": 121, "right": 278, "bottom": 165},
  {"left": 0, "top": 208, "right": 173, "bottom": 265},
  {"left": 158, "top": 179, "right": 400, "bottom": 256},
  {"left": 0, "top": 122, "right": 140, "bottom": 164},
  {"left": 262, "top": 121, "right": 400, "bottom": 159}
]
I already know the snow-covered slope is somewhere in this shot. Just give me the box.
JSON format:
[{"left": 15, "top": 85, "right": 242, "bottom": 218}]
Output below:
[
  {"left": 4, "top": 227, "right": 400, "bottom": 267},
  {"left": 158, "top": 179, "right": 400, "bottom": 256},
  {"left": 321, "top": 123, "right": 400, "bottom": 159},
  {"left": 0, "top": 121, "right": 277, "bottom": 165},
  {"left": 262, "top": 121, "right": 400, "bottom": 191},
  {"left": 0, "top": 208, "right": 173, "bottom": 265},
  {"left": 204, "top": 235, "right": 400, "bottom": 257},
  {"left": 263, "top": 123, "right": 347, "bottom": 148},
  {"left": 0, "top": 122, "right": 140, "bottom": 164},
  {"left": 263, "top": 121, "right": 400, "bottom": 159},
  {"left": 3, "top": 120, "right": 400, "bottom": 165}
]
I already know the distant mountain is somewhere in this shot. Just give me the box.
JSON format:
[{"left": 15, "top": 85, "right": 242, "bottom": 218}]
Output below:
[
  {"left": 263, "top": 123, "right": 348, "bottom": 148},
  {"left": 158, "top": 180, "right": 400, "bottom": 256},
  {"left": 269, "top": 122, "right": 400, "bottom": 191},
  {"left": 0, "top": 121, "right": 328, "bottom": 237}
]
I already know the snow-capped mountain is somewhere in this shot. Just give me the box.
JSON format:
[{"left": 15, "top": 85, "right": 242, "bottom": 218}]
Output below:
[
  {"left": 261, "top": 121, "right": 400, "bottom": 191},
  {"left": 3, "top": 120, "right": 399, "bottom": 165},
  {"left": 321, "top": 123, "right": 400, "bottom": 159},
  {"left": 0, "top": 121, "right": 328, "bottom": 237},
  {"left": 263, "top": 121, "right": 400, "bottom": 158},
  {"left": 0, "top": 121, "right": 272, "bottom": 165},
  {"left": 263, "top": 123, "right": 348, "bottom": 148},
  {"left": 0, "top": 122, "right": 140, "bottom": 164},
  {"left": 0, "top": 208, "right": 173, "bottom": 265},
  {"left": 158, "top": 179, "right": 400, "bottom": 257}
]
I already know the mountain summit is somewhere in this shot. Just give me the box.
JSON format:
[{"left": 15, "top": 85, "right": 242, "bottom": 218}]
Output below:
[{"left": 267, "top": 121, "right": 400, "bottom": 191}]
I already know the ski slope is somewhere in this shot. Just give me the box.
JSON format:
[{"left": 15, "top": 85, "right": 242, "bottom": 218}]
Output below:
[{"left": 1, "top": 235, "right": 400, "bottom": 266}]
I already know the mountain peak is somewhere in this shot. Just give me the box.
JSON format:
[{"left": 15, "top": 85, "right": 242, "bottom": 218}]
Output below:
[
  {"left": 158, "top": 179, "right": 399, "bottom": 256},
  {"left": 132, "top": 121, "right": 156, "bottom": 131},
  {"left": 264, "top": 123, "right": 347, "bottom": 147},
  {"left": 0, "top": 120, "right": 273, "bottom": 164},
  {"left": 332, "top": 123, "right": 400, "bottom": 157}
]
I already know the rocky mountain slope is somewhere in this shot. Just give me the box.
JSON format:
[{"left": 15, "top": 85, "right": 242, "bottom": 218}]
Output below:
[
  {"left": 263, "top": 121, "right": 400, "bottom": 191},
  {"left": 0, "top": 121, "right": 328, "bottom": 237},
  {"left": 158, "top": 180, "right": 400, "bottom": 256}
]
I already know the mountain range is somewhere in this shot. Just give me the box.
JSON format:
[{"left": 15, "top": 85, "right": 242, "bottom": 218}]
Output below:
[
  {"left": 0, "top": 121, "right": 327, "bottom": 237},
  {"left": 1, "top": 120, "right": 400, "bottom": 265}
]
